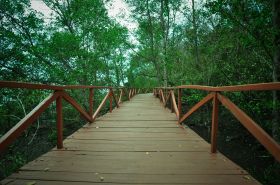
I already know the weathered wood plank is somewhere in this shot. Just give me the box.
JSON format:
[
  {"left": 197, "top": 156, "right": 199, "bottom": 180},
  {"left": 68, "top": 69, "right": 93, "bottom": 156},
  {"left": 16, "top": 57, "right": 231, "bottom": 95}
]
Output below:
[{"left": 7, "top": 171, "right": 260, "bottom": 184}]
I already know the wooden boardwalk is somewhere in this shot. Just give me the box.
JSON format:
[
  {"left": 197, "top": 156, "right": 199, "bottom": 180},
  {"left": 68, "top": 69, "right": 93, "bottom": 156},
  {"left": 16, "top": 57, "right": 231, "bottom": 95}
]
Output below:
[{"left": 1, "top": 94, "right": 260, "bottom": 185}]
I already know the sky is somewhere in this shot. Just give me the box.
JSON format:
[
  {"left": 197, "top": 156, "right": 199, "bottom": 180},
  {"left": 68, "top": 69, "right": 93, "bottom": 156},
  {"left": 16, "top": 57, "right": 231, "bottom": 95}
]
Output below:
[
  {"left": 30, "top": 0, "right": 138, "bottom": 45},
  {"left": 30, "top": 0, "right": 138, "bottom": 31}
]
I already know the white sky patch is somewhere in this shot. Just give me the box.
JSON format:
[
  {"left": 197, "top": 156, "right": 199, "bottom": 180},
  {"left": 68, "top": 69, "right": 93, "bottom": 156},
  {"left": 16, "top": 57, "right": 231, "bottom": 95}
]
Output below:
[
  {"left": 105, "top": 0, "right": 138, "bottom": 31},
  {"left": 30, "top": 0, "right": 138, "bottom": 44},
  {"left": 105, "top": 0, "right": 139, "bottom": 45},
  {"left": 30, "top": 0, "right": 53, "bottom": 20}
]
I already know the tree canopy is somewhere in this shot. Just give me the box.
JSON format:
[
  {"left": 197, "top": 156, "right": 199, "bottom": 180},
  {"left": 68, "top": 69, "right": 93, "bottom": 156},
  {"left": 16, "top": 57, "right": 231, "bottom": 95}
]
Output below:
[{"left": 0, "top": 0, "right": 280, "bottom": 184}]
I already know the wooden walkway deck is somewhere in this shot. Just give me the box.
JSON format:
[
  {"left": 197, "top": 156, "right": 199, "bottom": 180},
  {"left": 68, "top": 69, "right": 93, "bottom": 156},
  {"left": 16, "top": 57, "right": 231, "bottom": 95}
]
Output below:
[{"left": 1, "top": 94, "right": 260, "bottom": 185}]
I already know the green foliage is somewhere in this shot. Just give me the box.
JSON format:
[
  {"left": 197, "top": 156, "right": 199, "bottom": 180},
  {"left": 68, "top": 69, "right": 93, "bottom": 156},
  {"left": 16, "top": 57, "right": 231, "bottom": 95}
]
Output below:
[
  {"left": 0, "top": 0, "right": 279, "bottom": 184},
  {"left": 0, "top": 152, "right": 26, "bottom": 178}
]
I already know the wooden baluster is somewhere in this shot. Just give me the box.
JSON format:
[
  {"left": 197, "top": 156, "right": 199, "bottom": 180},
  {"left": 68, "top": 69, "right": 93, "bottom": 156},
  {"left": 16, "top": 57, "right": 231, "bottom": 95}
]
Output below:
[
  {"left": 128, "top": 89, "right": 131, "bottom": 100},
  {"left": 118, "top": 89, "right": 123, "bottom": 104},
  {"left": 171, "top": 90, "right": 174, "bottom": 113},
  {"left": 178, "top": 88, "right": 182, "bottom": 122},
  {"left": 211, "top": 92, "right": 219, "bottom": 153},
  {"left": 89, "top": 88, "right": 94, "bottom": 117},
  {"left": 56, "top": 95, "right": 63, "bottom": 149},
  {"left": 109, "top": 90, "right": 113, "bottom": 113}
]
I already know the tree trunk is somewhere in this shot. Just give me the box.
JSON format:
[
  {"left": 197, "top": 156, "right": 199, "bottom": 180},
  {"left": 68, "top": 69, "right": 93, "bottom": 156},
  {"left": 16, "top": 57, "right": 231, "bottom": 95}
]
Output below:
[
  {"left": 160, "top": 0, "right": 169, "bottom": 87},
  {"left": 192, "top": 0, "right": 199, "bottom": 64},
  {"left": 146, "top": 0, "right": 162, "bottom": 84},
  {"left": 272, "top": 0, "right": 280, "bottom": 143}
]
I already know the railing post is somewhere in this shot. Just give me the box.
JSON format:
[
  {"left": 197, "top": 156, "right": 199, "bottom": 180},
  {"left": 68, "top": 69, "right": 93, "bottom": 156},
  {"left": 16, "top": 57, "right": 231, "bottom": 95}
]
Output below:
[
  {"left": 109, "top": 89, "right": 113, "bottom": 113},
  {"left": 211, "top": 92, "right": 219, "bottom": 153},
  {"left": 128, "top": 89, "right": 131, "bottom": 100},
  {"left": 118, "top": 89, "right": 123, "bottom": 104},
  {"left": 178, "top": 88, "right": 182, "bottom": 122},
  {"left": 160, "top": 89, "right": 163, "bottom": 102},
  {"left": 171, "top": 90, "right": 174, "bottom": 113},
  {"left": 89, "top": 88, "right": 94, "bottom": 117},
  {"left": 56, "top": 94, "right": 63, "bottom": 149}
]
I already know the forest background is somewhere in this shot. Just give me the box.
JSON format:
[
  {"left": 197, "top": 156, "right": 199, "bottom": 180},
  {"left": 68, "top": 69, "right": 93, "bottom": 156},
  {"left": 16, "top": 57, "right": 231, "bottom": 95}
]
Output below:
[{"left": 0, "top": 0, "right": 279, "bottom": 184}]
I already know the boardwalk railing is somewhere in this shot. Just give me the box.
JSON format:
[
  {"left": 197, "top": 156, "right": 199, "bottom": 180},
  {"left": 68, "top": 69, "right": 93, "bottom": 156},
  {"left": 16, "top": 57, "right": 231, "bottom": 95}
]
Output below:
[
  {"left": 154, "top": 83, "right": 280, "bottom": 162},
  {"left": 0, "top": 81, "right": 138, "bottom": 152}
]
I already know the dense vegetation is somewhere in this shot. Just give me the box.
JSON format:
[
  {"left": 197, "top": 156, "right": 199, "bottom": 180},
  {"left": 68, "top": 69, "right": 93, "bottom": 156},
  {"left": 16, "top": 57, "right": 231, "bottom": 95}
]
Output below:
[{"left": 0, "top": 0, "right": 279, "bottom": 184}]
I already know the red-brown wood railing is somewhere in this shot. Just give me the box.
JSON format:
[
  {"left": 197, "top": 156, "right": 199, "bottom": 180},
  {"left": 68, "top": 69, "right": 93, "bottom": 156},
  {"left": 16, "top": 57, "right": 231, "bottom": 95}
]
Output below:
[
  {"left": 154, "top": 82, "right": 280, "bottom": 162},
  {"left": 0, "top": 81, "right": 138, "bottom": 152}
]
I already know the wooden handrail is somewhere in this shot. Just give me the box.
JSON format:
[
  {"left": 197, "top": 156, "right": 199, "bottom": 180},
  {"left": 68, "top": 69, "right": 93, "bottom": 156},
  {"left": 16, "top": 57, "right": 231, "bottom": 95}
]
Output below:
[
  {"left": 217, "top": 93, "right": 280, "bottom": 162},
  {"left": 0, "top": 81, "right": 112, "bottom": 90},
  {"left": 154, "top": 82, "right": 280, "bottom": 162},
  {"left": 154, "top": 82, "right": 280, "bottom": 92},
  {"left": 0, "top": 92, "right": 60, "bottom": 152},
  {"left": 0, "top": 81, "right": 138, "bottom": 153}
]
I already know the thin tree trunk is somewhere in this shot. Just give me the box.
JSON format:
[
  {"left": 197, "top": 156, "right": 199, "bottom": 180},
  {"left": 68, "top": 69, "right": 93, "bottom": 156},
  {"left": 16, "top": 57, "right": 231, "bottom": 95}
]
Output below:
[
  {"left": 160, "top": 0, "right": 169, "bottom": 87},
  {"left": 192, "top": 0, "right": 199, "bottom": 64},
  {"left": 146, "top": 0, "right": 162, "bottom": 84},
  {"left": 272, "top": 0, "right": 280, "bottom": 143}
]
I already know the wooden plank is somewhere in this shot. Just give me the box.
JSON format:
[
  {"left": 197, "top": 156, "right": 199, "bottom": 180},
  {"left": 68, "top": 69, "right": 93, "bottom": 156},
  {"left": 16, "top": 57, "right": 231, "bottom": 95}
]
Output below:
[
  {"left": 1, "top": 179, "right": 259, "bottom": 185},
  {"left": 84, "top": 121, "right": 179, "bottom": 128},
  {"left": 61, "top": 140, "right": 209, "bottom": 152},
  {"left": 7, "top": 171, "right": 260, "bottom": 184},
  {"left": 22, "top": 152, "right": 242, "bottom": 172},
  {"left": 78, "top": 127, "right": 188, "bottom": 133}
]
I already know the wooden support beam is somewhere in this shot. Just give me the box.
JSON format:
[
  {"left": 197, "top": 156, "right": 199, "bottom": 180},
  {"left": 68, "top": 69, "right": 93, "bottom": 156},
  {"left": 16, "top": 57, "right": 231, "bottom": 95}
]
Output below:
[
  {"left": 211, "top": 92, "right": 219, "bottom": 153},
  {"left": 56, "top": 95, "right": 63, "bottom": 149},
  {"left": 92, "top": 91, "right": 111, "bottom": 121},
  {"left": 164, "top": 91, "right": 171, "bottom": 107},
  {"left": 109, "top": 91, "right": 113, "bottom": 113},
  {"left": 61, "top": 92, "right": 93, "bottom": 123},
  {"left": 110, "top": 89, "right": 119, "bottom": 108},
  {"left": 171, "top": 90, "right": 179, "bottom": 117},
  {"left": 178, "top": 89, "right": 182, "bottom": 121},
  {"left": 217, "top": 93, "right": 280, "bottom": 162},
  {"left": 179, "top": 93, "right": 214, "bottom": 124},
  {"left": 118, "top": 89, "right": 123, "bottom": 104},
  {"left": 89, "top": 88, "right": 94, "bottom": 117},
  {"left": 160, "top": 89, "right": 166, "bottom": 105},
  {"left": 128, "top": 89, "right": 131, "bottom": 100},
  {"left": 0, "top": 92, "right": 59, "bottom": 152}
]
